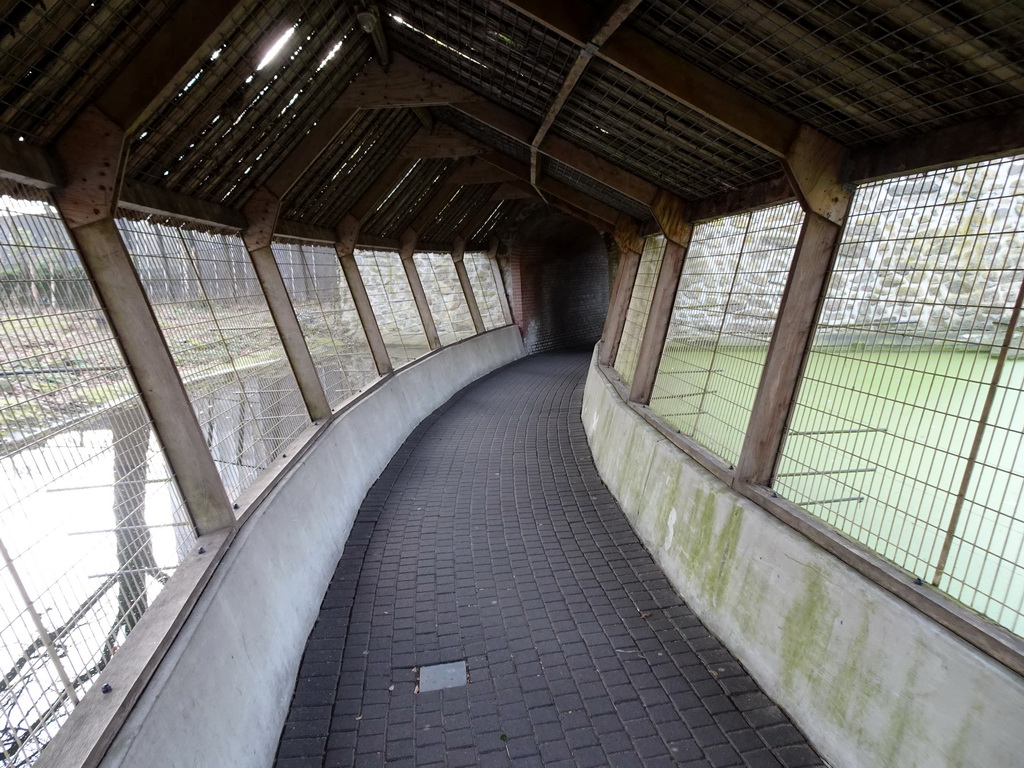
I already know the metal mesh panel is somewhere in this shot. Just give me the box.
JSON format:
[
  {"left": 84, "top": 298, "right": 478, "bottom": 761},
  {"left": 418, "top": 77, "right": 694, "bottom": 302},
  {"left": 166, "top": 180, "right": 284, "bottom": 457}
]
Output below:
[
  {"left": 126, "top": 0, "right": 369, "bottom": 204},
  {"left": 423, "top": 185, "right": 493, "bottom": 244},
  {"left": 362, "top": 159, "right": 454, "bottom": 240},
  {"left": 553, "top": 57, "right": 780, "bottom": 200},
  {"left": 381, "top": 0, "right": 580, "bottom": 122},
  {"left": 281, "top": 109, "right": 420, "bottom": 227},
  {"left": 651, "top": 202, "right": 803, "bottom": 465},
  {"left": 464, "top": 250, "right": 506, "bottom": 329},
  {"left": 0, "top": 188, "right": 193, "bottom": 764},
  {"left": 354, "top": 249, "right": 430, "bottom": 368},
  {"left": 271, "top": 242, "right": 377, "bottom": 408},
  {"left": 0, "top": 0, "right": 177, "bottom": 144},
  {"left": 413, "top": 252, "right": 475, "bottom": 345},
  {"left": 471, "top": 201, "right": 513, "bottom": 246},
  {"left": 117, "top": 217, "right": 309, "bottom": 500},
  {"left": 774, "top": 155, "right": 1024, "bottom": 635},
  {"left": 614, "top": 235, "right": 666, "bottom": 385},
  {"left": 631, "top": 0, "right": 1024, "bottom": 147}
]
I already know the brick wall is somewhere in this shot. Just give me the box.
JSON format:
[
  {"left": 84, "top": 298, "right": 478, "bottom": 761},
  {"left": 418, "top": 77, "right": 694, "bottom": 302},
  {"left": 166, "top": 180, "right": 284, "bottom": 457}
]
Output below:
[{"left": 504, "top": 212, "right": 610, "bottom": 353}]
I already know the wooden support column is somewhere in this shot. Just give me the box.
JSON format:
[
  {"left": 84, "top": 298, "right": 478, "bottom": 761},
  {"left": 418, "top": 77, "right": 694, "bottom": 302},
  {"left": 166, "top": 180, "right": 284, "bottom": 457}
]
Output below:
[
  {"left": 487, "top": 236, "right": 512, "bottom": 325},
  {"left": 335, "top": 215, "right": 393, "bottom": 376},
  {"left": 601, "top": 218, "right": 644, "bottom": 366},
  {"left": 736, "top": 130, "right": 853, "bottom": 486},
  {"left": 452, "top": 236, "right": 486, "bottom": 334},
  {"left": 52, "top": 107, "right": 234, "bottom": 535},
  {"left": 241, "top": 188, "right": 331, "bottom": 422},
  {"left": 399, "top": 230, "right": 441, "bottom": 350},
  {"left": 734, "top": 213, "right": 845, "bottom": 484},
  {"left": 627, "top": 233, "right": 689, "bottom": 404}
]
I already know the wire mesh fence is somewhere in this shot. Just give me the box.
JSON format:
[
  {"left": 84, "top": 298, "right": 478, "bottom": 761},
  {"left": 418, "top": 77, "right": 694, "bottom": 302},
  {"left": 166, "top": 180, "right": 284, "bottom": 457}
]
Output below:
[
  {"left": 463, "top": 251, "right": 507, "bottom": 330},
  {"left": 0, "top": 186, "right": 193, "bottom": 765},
  {"left": 117, "top": 217, "right": 309, "bottom": 501},
  {"left": 354, "top": 249, "right": 431, "bottom": 368},
  {"left": 614, "top": 235, "right": 666, "bottom": 386},
  {"left": 773, "top": 154, "right": 1024, "bottom": 635},
  {"left": 412, "top": 252, "right": 475, "bottom": 346},
  {"left": 651, "top": 202, "right": 803, "bottom": 465},
  {"left": 271, "top": 242, "right": 377, "bottom": 408}
]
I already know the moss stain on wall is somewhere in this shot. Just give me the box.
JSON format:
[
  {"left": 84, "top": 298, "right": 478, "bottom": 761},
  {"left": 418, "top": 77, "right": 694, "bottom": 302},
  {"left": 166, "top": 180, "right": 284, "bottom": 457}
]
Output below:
[{"left": 779, "top": 567, "right": 838, "bottom": 693}]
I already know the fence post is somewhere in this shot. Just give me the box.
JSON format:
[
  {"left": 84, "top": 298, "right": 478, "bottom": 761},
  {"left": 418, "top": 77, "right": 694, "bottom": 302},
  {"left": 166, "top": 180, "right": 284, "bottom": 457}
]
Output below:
[
  {"left": 399, "top": 230, "right": 441, "bottom": 350},
  {"left": 735, "top": 127, "right": 852, "bottom": 486},
  {"left": 452, "top": 236, "right": 486, "bottom": 334},
  {"left": 52, "top": 107, "right": 234, "bottom": 535},
  {"left": 241, "top": 186, "right": 331, "bottom": 422},
  {"left": 627, "top": 234, "right": 689, "bottom": 404},
  {"left": 334, "top": 215, "right": 393, "bottom": 376}
]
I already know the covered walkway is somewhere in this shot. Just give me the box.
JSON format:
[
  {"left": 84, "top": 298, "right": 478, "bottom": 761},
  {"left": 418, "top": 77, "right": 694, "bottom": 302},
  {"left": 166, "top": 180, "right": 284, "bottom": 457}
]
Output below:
[{"left": 274, "top": 352, "right": 822, "bottom": 768}]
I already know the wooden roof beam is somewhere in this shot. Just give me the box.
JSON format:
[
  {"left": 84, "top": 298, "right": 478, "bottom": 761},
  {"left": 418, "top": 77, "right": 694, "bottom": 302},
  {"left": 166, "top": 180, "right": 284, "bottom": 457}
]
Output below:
[
  {"left": 454, "top": 100, "right": 657, "bottom": 206},
  {"left": 329, "top": 55, "right": 484, "bottom": 109},
  {"left": 492, "top": 183, "right": 535, "bottom": 201},
  {"left": 400, "top": 125, "right": 489, "bottom": 159},
  {"left": 494, "top": 0, "right": 850, "bottom": 223},
  {"left": 497, "top": 0, "right": 797, "bottom": 156},
  {"left": 446, "top": 157, "right": 518, "bottom": 186},
  {"left": 850, "top": 109, "right": 1024, "bottom": 183},
  {"left": 335, "top": 52, "right": 657, "bottom": 206},
  {"left": 530, "top": 0, "right": 642, "bottom": 149},
  {"left": 479, "top": 152, "right": 622, "bottom": 230}
]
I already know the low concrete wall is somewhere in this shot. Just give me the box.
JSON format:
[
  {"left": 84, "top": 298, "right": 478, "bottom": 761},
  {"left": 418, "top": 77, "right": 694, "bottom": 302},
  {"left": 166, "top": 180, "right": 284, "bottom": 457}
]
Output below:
[
  {"left": 582, "top": 353, "right": 1024, "bottom": 768},
  {"left": 100, "top": 327, "right": 524, "bottom": 768}
]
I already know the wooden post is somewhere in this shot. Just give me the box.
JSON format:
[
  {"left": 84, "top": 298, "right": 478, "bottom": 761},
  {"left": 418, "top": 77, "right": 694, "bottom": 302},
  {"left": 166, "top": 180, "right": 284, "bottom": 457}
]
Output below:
[
  {"left": 601, "top": 217, "right": 645, "bottom": 365},
  {"left": 52, "top": 107, "right": 234, "bottom": 535},
  {"left": 628, "top": 234, "right": 689, "bottom": 404},
  {"left": 601, "top": 248, "right": 641, "bottom": 365},
  {"left": 452, "top": 236, "right": 486, "bottom": 334},
  {"left": 334, "top": 215, "right": 393, "bottom": 376},
  {"left": 735, "top": 127, "right": 853, "bottom": 486},
  {"left": 242, "top": 187, "right": 331, "bottom": 421},
  {"left": 487, "top": 236, "right": 512, "bottom": 325},
  {"left": 399, "top": 231, "right": 441, "bottom": 350},
  {"left": 734, "top": 212, "right": 844, "bottom": 485}
]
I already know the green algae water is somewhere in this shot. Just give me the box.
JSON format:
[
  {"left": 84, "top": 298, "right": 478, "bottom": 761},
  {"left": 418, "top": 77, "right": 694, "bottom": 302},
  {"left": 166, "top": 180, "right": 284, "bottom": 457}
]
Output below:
[{"left": 652, "top": 343, "right": 1024, "bottom": 635}]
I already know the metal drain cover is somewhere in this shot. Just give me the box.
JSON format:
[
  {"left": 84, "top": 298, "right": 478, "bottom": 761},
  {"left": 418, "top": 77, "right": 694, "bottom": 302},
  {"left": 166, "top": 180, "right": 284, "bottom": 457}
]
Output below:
[{"left": 418, "top": 661, "right": 467, "bottom": 691}]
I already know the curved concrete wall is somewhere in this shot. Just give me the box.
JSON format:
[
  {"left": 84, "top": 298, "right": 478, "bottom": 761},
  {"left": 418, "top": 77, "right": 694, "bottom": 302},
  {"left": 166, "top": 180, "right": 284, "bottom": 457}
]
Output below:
[
  {"left": 99, "top": 328, "right": 524, "bottom": 768},
  {"left": 582, "top": 352, "right": 1024, "bottom": 768}
]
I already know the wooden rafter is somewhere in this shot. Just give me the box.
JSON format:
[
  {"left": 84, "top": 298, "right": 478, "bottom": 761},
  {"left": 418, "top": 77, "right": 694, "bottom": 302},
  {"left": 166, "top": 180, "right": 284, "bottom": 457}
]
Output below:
[{"left": 400, "top": 125, "right": 489, "bottom": 159}]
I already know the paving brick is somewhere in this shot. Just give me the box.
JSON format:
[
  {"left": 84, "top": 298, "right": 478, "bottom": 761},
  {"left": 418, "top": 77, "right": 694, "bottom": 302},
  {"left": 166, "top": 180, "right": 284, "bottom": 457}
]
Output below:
[{"left": 272, "top": 353, "right": 824, "bottom": 768}]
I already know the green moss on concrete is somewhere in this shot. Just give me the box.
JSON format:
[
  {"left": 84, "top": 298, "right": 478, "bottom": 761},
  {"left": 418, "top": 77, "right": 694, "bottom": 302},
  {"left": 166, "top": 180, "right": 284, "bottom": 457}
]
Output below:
[
  {"left": 881, "top": 646, "right": 925, "bottom": 765},
  {"left": 824, "top": 610, "right": 880, "bottom": 727},
  {"left": 780, "top": 567, "right": 837, "bottom": 693},
  {"left": 947, "top": 696, "right": 982, "bottom": 768}
]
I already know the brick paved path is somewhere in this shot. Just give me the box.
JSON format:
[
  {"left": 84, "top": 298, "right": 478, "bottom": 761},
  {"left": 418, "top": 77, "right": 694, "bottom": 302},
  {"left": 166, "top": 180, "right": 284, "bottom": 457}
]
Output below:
[{"left": 275, "top": 352, "right": 825, "bottom": 768}]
